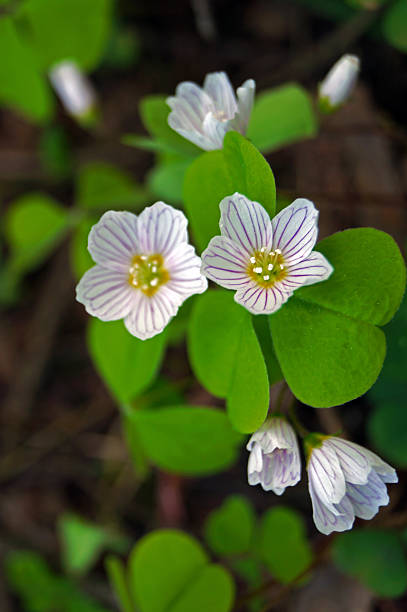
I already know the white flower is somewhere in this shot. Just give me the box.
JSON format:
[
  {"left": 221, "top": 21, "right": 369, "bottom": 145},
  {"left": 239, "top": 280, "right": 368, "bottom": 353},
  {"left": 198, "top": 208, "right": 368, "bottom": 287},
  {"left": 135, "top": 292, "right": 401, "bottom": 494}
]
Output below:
[
  {"left": 76, "top": 203, "right": 208, "bottom": 340},
  {"left": 201, "top": 193, "right": 333, "bottom": 315},
  {"left": 319, "top": 54, "right": 360, "bottom": 111},
  {"left": 307, "top": 436, "right": 398, "bottom": 535},
  {"left": 247, "top": 416, "right": 301, "bottom": 495},
  {"left": 167, "top": 71, "right": 255, "bottom": 151},
  {"left": 49, "top": 60, "right": 97, "bottom": 119}
]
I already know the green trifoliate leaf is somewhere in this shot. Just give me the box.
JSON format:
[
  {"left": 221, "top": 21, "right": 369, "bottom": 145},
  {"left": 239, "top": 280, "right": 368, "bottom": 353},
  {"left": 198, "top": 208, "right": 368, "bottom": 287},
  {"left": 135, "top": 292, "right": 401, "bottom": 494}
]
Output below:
[
  {"left": 247, "top": 84, "right": 317, "bottom": 153},
  {"left": 188, "top": 290, "right": 269, "bottom": 433},
  {"left": 332, "top": 529, "right": 407, "bottom": 597},
  {"left": 184, "top": 131, "right": 276, "bottom": 252},
  {"left": 255, "top": 507, "right": 313, "bottom": 584},
  {"left": 87, "top": 319, "right": 167, "bottom": 405},
  {"left": 129, "top": 530, "right": 235, "bottom": 612},
  {"left": 5, "top": 193, "right": 69, "bottom": 274},
  {"left": 128, "top": 405, "right": 243, "bottom": 476},
  {"left": 19, "top": 0, "right": 114, "bottom": 71},
  {"left": 204, "top": 495, "right": 256, "bottom": 557},
  {"left": 270, "top": 228, "right": 406, "bottom": 408}
]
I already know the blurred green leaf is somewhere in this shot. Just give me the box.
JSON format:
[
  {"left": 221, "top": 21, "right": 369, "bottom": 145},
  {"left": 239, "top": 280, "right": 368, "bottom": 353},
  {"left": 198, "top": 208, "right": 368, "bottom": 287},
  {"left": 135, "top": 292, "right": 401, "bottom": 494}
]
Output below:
[
  {"left": 106, "top": 555, "right": 134, "bottom": 612},
  {"left": 59, "top": 513, "right": 128, "bottom": 576},
  {"left": 87, "top": 319, "right": 167, "bottom": 405},
  {"left": 188, "top": 290, "right": 269, "bottom": 433},
  {"left": 77, "top": 162, "right": 145, "bottom": 211},
  {"left": 332, "top": 529, "right": 407, "bottom": 597},
  {"left": 0, "top": 17, "right": 53, "bottom": 122},
  {"left": 271, "top": 229, "right": 406, "bottom": 407},
  {"left": 184, "top": 131, "right": 276, "bottom": 252},
  {"left": 382, "top": 0, "right": 407, "bottom": 52},
  {"left": 5, "top": 550, "right": 110, "bottom": 612},
  {"left": 148, "top": 159, "right": 191, "bottom": 204},
  {"left": 247, "top": 84, "right": 317, "bottom": 153},
  {"left": 129, "top": 530, "right": 235, "bottom": 612},
  {"left": 102, "top": 26, "right": 140, "bottom": 70},
  {"left": 140, "top": 95, "right": 201, "bottom": 158},
  {"left": 204, "top": 495, "right": 256, "bottom": 556},
  {"left": 256, "top": 507, "right": 313, "bottom": 584},
  {"left": 5, "top": 193, "right": 69, "bottom": 273},
  {"left": 40, "top": 125, "right": 73, "bottom": 179},
  {"left": 20, "top": 0, "right": 114, "bottom": 70},
  {"left": 70, "top": 216, "right": 96, "bottom": 280},
  {"left": 129, "top": 405, "right": 243, "bottom": 476}
]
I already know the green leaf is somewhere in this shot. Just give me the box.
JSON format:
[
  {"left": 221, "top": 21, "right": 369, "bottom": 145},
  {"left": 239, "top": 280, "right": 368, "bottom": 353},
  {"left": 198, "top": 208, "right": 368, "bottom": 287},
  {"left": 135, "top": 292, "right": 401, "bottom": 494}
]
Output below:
[
  {"left": 204, "top": 495, "right": 256, "bottom": 556},
  {"left": 0, "top": 17, "right": 53, "bottom": 122},
  {"left": 184, "top": 132, "right": 276, "bottom": 252},
  {"left": 270, "top": 228, "right": 406, "bottom": 408},
  {"left": 332, "top": 529, "right": 407, "bottom": 597},
  {"left": 5, "top": 193, "right": 69, "bottom": 273},
  {"left": 368, "top": 402, "right": 407, "bottom": 468},
  {"left": 252, "top": 315, "right": 283, "bottom": 386},
  {"left": 247, "top": 84, "right": 317, "bottom": 153},
  {"left": 87, "top": 318, "right": 167, "bottom": 404},
  {"left": 20, "top": 0, "right": 114, "bottom": 71},
  {"left": 129, "top": 530, "right": 234, "bottom": 612},
  {"left": 148, "top": 159, "right": 191, "bottom": 204},
  {"left": 256, "top": 507, "right": 313, "bottom": 584},
  {"left": 188, "top": 290, "right": 269, "bottom": 433},
  {"left": 59, "top": 513, "right": 127, "bottom": 576},
  {"left": 70, "top": 216, "right": 96, "bottom": 281},
  {"left": 140, "top": 95, "right": 201, "bottom": 158},
  {"left": 298, "top": 229, "right": 406, "bottom": 327},
  {"left": 105, "top": 556, "right": 134, "bottom": 612},
  {"left": 271, "top": 296, "right": 386, "bottom": 408},
  {"left": 129, "top": 405, "right": 243, "bottom": 476},
  {"left": 382, "top": 0, "right": 407, "bottom": 53},
  {"left": 76, "top": 162, "right": 145, "bottom": 210}
]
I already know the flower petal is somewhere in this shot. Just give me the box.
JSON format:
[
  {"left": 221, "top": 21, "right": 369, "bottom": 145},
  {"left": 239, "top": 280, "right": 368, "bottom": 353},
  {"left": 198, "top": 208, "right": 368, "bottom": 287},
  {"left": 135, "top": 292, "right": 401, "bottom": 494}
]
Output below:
[
  {"left": 166, "top": 242, "right": 208, "bottom": 296},
  {"left": 271, "top": 199, "right": 319, "bottom": 265},
  {"left": 167, "top": 82, "right": 216, "bottom": 150},
  {"left": 309, "top": 478, "right": 355, "bottom": 535},
  {"left": 76, "top": 265, "right": 135, "bottom": 321},
  {"left": 88, "top": 211, "right": 139, "bottom": 271},
  {"left": 219, "top": 193, "right": 273, "bottom": 255},
  {"left": 230, "top": 78, "right": 255, "bottom": 134},
  {"left": 203, "top": 71, "right": 237, "bottom": 119},
  {"left": 201, "top": 111, "right": 230, "bottom": 150},
  {"left": 235, "top": 282, "right": 290, "bottom": 315},
  {"left": 327, "top": 438, "right": 371, "bottom": 485},
  {"left": 346, "top": 470, "right": 389, "bottom": 520},
  {"left": 137, "top": 202, "right": 188, "bottom": 256},
  {"left": 201, "top": 235, "right": 250, "bottom": 289},
  {"left": 308, "top": 443, "right": 346, "bottom": 506},
  {"left": 247, "top": 441, "right": 264, "bottom": 486},
  {"left": 351, "top": 444, "right": 398, "bottom": 484},
  {"left": 124, "top": 290, "right": 177, "bottom": 340},
  {"left": 282, "top": 251, "right": 333, "bottom": 290}
]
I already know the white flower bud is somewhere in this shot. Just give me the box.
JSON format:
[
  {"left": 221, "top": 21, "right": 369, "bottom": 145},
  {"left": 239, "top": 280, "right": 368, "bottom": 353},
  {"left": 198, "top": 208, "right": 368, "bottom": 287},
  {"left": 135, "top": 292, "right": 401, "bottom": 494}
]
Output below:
[
  {"left": 49, "top": 60, "right": 97, "bottom": 120},
  {"left": 319, "top": 54, "right": 360, "bottom": 112}
]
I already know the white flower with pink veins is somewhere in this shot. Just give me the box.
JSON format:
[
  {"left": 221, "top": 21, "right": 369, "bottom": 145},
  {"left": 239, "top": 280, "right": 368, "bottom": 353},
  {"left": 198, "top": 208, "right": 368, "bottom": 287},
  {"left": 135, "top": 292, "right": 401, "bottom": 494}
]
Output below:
[
  {"left": 167, "top": 71, "right": 255, "bottom": 151},
  {"left": 201, "top": 193, "right": 333, "bottom": 315},
  {"left": 76, "top": 202, "right": 208, "bottom": 340}
]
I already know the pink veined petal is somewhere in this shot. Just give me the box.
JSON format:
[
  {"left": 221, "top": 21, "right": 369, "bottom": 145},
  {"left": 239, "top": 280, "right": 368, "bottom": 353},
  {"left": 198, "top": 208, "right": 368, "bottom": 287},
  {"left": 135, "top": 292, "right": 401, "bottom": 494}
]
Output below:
[
  {"left": 326, "top": 438, "right": 371, "bottom": 485},
  {"left": 247, "top": 442, "right": 264, "bottom": 486},
  {"left": 262, "top": 448, "right": 301, "bottom": 494},
  {"left": 347, "top": 442, "right": 398, "bottom": 484},
  {"left": 235, "top": 282, "right": 291, "bottom": 315},
  {"left": 167, "top": 81, "right": 215, "bottom": 150},
  {"left": 309, "top": 478, "right": 355, "bottom": 535},
  {"left": 201, "top": 235, "right": 250, "bottom": 289},
  {"left": 346, "top": 470, "right": 389, "bottom": 520},
  {"left": 201, "top": 111, "right": 230, "bottom": 150},
  {"left": 283, "top": 251, "right": 333, "bottom": 290},
  {"left": 219, "top": 193, "right": 273, "bottom": 255},
  {"left": 137, "top": 202, "right": 188, "bottom": 256},
  {"left": 203, "top": 71, "right": 238, "bottom": 119},
  {"left": 124, "top": 290, "right": 176, "bottom": 340},
  {"left": 165, "top": 243, "right": 208, "bottom": 296},
  {"left": 76, "top": 265, "right": 135, "bottom": 321},
  {"left": 271, "top": 199, "right": 319, "bottom": 265},
  {"left": 88, "top": 210, "right": 139, "bottom": 271},
  {"left": 230, "top": 78, "right": 255, "bottom": 134},
  {"left": 308, "top": 443, "right": 346, "bottom": 506}
]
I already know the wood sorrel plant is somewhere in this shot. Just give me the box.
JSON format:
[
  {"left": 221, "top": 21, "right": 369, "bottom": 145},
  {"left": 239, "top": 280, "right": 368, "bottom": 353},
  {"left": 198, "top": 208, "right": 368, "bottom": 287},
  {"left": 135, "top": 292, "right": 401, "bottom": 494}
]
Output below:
[{"left": 72, "top": 69, "right": 407, "bottom": 609}]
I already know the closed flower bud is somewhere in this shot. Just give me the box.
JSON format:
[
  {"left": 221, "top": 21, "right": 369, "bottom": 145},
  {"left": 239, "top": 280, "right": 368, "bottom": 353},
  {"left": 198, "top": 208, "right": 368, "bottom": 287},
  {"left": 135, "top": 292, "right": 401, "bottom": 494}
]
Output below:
[
  {"left": 49, "top": 60, "right": 97, "bottom": 121},
  {"left": 319, "top": 54, "right": 360, "bottom": 113}
]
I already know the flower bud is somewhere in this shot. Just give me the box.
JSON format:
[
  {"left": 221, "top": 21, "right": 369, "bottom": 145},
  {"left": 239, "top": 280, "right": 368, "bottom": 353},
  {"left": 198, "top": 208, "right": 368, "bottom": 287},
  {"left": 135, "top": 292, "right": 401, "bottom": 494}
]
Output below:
[
  {"left": 319, "top": 54, "right": 360, "bottom": 113},
  {"left": 49, "top": 60, "right": 97, "bottom": 124}
]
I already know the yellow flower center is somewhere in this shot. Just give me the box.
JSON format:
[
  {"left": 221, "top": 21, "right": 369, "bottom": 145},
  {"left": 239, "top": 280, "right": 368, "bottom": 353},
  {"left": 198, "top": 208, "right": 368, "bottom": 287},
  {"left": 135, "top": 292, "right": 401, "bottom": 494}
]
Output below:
[
  {"left": 247, "top": 247, "right": 287, "bottom": 288},
  {"left": 128, "top": 254, "right": 170, "bottom": 297}
]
